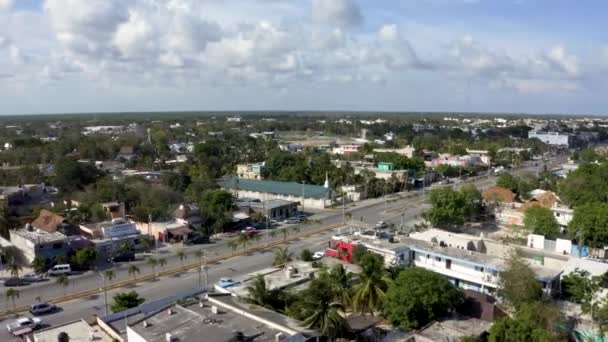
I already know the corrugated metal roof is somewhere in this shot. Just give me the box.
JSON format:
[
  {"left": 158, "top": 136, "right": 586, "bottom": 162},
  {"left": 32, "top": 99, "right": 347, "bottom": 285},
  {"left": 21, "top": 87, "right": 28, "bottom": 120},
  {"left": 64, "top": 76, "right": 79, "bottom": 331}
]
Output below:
[{"left": 219, "top": 177, "right": 333, "bottom": 199}]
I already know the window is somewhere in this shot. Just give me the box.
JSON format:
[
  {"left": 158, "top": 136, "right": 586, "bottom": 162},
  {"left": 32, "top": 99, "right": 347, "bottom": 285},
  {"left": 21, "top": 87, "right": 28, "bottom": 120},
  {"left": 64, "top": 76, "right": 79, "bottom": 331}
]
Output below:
[
  {"left": 475, "top": 266, "right": 485, "bottom": 272},
  {"left": 435, "top": 256, "right": 441, "bottom": 262},
  {"left": 446, "top": 259, "right": 451, "bottom": 269},
  {"left": 426, "top": 254, "right": 430, "bottom": 259}
]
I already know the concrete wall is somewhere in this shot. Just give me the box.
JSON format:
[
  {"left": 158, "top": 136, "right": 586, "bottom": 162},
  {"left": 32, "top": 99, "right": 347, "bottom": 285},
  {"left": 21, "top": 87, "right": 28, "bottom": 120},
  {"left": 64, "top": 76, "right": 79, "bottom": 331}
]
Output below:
[{"left": 126, "top": 327, "right": 146, "bottom": 342}]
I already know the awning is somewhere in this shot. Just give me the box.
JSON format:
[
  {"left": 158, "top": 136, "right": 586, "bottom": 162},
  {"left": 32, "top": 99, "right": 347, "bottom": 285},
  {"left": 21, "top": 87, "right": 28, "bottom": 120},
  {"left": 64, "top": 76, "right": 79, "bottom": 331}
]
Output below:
[{"left": 166, "top": 226, "right": 193, "bottom": 236}]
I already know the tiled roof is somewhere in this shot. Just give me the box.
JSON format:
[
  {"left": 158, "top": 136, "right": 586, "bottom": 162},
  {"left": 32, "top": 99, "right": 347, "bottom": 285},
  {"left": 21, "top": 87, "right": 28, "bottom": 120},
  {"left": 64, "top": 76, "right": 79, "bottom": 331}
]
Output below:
[
  {"left": 31, "top": 209, "right": 65, "bottom": 233},
  {"left": 219, "top": 177, "right": 333, "bottom": 199}
]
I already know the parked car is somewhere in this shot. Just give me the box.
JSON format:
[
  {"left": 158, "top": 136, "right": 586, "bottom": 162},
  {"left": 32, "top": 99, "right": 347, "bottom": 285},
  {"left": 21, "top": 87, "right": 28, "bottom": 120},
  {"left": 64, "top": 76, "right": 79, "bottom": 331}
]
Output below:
[
  {"left": 375, "top": 221, "right": 388, "bottom": 229},
  {"left": 283, "top": 218, "right": 300, "bottom": 224},
  {"left": 295, "top": 214, "right": 307, "bottom": 221},
  {"left": 6, "top": 317, "right": 43, "bottom": 333},
  {"left": 312, "top": 251, "right": 325, "bottom": 260},
  {"left": 216, "top": 278, "right": 240, "bottom": 288},
  {"left": 22, "top": 273, "right": 45, "bottom": 283},
  {"left": 4, "top": 277, "right": 26, "bottom": 287},
  {"left": 112, "top": 252, "right": 136, "bottom": 263},
  {"left": 185, "top": 234, "right": 210, "bottom": 245},
  {"left": 47, "top": 264, "right": 71, "bottom": 276},
  {"left": 29, "top": 302, "right": 57, "bottom": 316}
]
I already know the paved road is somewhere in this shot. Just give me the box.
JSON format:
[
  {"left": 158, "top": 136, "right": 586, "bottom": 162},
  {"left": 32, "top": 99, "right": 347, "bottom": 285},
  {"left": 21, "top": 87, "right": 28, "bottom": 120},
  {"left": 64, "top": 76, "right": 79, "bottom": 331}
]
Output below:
[{"left": 0, "top": 157, "right": 563, "bottom": 340}]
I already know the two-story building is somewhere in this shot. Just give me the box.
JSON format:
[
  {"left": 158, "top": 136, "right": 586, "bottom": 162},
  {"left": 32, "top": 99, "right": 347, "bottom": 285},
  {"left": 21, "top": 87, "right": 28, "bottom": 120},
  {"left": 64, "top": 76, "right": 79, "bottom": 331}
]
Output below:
[
  {"left": 236, "top": 162, "right": 267, "bottom": 180},
  {"left": 80, "top": 218, "right": 144, "bottom": 258},
  {"left": 326, "top": 231, "right": 562, "bottom": 297}
]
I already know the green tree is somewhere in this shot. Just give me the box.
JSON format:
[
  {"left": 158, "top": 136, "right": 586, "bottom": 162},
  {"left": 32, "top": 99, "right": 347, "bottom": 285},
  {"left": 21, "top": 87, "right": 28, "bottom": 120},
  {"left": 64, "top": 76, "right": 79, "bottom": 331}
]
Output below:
[
  {"left": 237, "top": 233, "right": 250, "bottom": 250},
  {"left": 488, "top": 302, "right": 565, "bottom": 342},
  {"left": 273, "top": 247, "right": 293, "bottom": 267},
  {"left": 56, "top": 274, "right": 70, "bottom": 295},
  {"left": 328, "top": 264, "right": 353, "bottom": 307},
  {"left": 351, "top": 245, "right": 369, "bottom": 264},
  {"left": 146, "top": 257, "right": 158, "bottom": 277},
  {"left": 8, "top": 263, "right": 22, "bottom": 278},
  {"left": 523, "top": 206, "right": 560, "bottom": 239},
  {"left": 227, "top": 240, "right": 239, "bottom": 254},
  {"left": 559, "top": 163, "right": 608, "bottom": 206},
  {"left": 73, "top": 247, "right": 97, "bottom": 270},
  {"left": 460, "top": 184, "right": 482, "bottom": 219},
  {"left": 53, "top": 157, "right": 102, "bottom": 192},
  {"left": 158, "top": 258, "right": 167, "bottom": 272},
  {"left": 568, "top": 202, "right": 608, "bottom": 247},
  {"left": 496, "top": 173, "right": 519, "bottom": 193},
  {"left": 5, "top": 288, "right": 19, "bottom": 310},
  {"left": 288, "top": 271, "right": 348, "bottom": 339},
  {"left": 384, "top": 268, "right": 464, "bottom": 330},
  {"left": 425, "top": 187, "right": 466, "bottom": 227},
  {"left": 128, "top": 265, "right": 140, "bottom": 281},
  {"left": 561, "top": 269, "right": 600, "bottom": 314},
  {"left": 497, "top": 253, "right": 543, "bottom": 309},
  {"left": 352, "top": 254, "right": 388, "bottom": 315},
  {"left": 30, "top": 257, "right": 46, "bottom": 274},
  {"left": 110, "top": 291, "right": 145, "bottom": 313},
  {"left": 176, "top": 250, "right": 187, "bottom": 267},
  {"left": 244, "top": 274, "right": 274, "bottom": 309},
  {"left": 104, "top": 270, "right": 115, "bottom": 283},
  {"left": 300, "top": 249, "right": 314, "bottom": 262}
]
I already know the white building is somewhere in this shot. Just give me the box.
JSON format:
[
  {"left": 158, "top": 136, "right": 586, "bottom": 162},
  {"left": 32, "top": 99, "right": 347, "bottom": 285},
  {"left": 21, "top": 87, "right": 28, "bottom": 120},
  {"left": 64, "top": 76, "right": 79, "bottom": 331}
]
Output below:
[
  {"left": 529, "top": 131, "right": 572, "bottom": 147},
  {"left": 220, "top": 177, "right": 336, "bottom": 210},
  {"left": 373, "top": 146, "right": 416, "bottom": 158}
]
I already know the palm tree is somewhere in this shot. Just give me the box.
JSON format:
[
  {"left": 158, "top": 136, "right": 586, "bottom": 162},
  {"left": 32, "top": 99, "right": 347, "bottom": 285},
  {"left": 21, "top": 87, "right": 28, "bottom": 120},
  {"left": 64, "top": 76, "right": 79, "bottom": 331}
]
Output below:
[
  {"left": 280, "top": 228, "right": 289, "bottom": 240},
  {"left": 5, "top": 288, "right": 19, "bottom": 311},
  {"left": 128, "top": 265, "right": 140, "bottom": 281},
  {"left": 176, "top": 250, "right": 187, "bottom": 267},
  {"left": 328, "top": 264, "right": 353, "bottom": 307},
  {"left": 56, "top": 274, "right": 70, "bottom": 296},
  {"left": 8, "top": 263, "right": 22, "bottom": 278},
  {"left": 146, "top": 257, "right": 158, "bottom": 278},
  {"left": 272, "top": 247, "right": 293, "bottom": 267},
  {"left": 290, "top": 226, "right": 300, "bottom": 235},
  {"left": 238, "top": 233, "right": 250, "bottom": 250},
  {"left": 252, "top": 233, "right": 262, "bottom": 246},
  {"left": 352, "top": 254, "right": 388, "bottom": 315},
  {"left": 290, "top": 272, "right": 348, "bottom": 340},
  {"left": 244, "top": 274, "right": 272, "bottom": 309},
  {"left": 158, "top": 258, "right": 167, "bottom": 273},
  {"left": 104, "top": 270, "right": 115, "bottom": 283},
  {"left": 30, "top": 257, "right": 46, "bottom": 274},
  {"left": 269, "top": 230, "right": 277, "bottom": 240},
  {"left": 227, "top": 240, "right": 239, "bottom": 254}
]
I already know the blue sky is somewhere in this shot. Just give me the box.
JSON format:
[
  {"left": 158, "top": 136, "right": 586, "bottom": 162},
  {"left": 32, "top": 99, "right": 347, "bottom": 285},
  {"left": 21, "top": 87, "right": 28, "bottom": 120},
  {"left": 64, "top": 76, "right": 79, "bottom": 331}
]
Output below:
[{"left": 0, "top": 0, "right": 606, "bottom": 115}]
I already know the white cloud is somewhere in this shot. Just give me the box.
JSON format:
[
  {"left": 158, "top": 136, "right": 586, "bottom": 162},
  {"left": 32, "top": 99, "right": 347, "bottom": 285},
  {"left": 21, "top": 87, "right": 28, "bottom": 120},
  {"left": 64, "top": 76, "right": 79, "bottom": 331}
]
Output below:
[
  {"left": 312, "top": 0, "right": 362, "bottom": 28},
  {"left": 112, "top": 10, "right": 155, "bottom": 58},
  {"left": 0, "top": 0, "right": 13, "bottom": 11}
]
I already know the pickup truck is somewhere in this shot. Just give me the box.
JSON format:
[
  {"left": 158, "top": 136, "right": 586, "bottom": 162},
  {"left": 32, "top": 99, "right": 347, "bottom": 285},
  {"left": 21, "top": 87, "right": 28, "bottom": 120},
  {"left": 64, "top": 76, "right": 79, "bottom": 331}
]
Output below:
[{"left": 6, "top": 317, "right": 43, "bottom": 334}]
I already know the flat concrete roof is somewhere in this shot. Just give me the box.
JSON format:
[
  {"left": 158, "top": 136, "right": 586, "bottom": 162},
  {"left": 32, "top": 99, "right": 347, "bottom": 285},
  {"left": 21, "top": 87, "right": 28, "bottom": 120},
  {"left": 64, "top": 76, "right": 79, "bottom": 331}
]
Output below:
[
  {"left": 229, "top": 261, "right": 316, "bottom": 298},
  {"left": 129, "top": 301, "right": 282, "bottom": 342},
  {"left": 12, "top": 228, "right": 66, "bottom": 244},
  {"left": 413, "top": 317, "right": 491, "bottom": 342},
  {"left": 34, "top": 319, "right": 114, "bottom": 342}
]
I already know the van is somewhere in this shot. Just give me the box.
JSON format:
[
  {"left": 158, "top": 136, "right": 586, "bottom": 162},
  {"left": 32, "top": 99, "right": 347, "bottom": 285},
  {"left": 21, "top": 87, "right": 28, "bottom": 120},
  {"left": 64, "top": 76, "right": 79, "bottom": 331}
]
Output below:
[{"left": 47, "top": 264, "right": 71, "bottom": 276}]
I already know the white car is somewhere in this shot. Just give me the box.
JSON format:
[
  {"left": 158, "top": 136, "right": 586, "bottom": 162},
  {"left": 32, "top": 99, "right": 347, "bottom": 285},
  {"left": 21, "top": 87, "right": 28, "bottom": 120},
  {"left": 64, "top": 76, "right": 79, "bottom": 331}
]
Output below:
[
  {"left": 312, "top": 251, "right": 325, "bottom": 260},
  {"left": 6, "top": 317, "right": 43, "bottom": 333}
]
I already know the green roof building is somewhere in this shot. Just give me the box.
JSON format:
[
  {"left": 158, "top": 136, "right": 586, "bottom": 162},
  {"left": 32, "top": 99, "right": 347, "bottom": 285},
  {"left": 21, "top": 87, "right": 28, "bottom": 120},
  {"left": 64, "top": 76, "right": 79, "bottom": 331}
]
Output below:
[{"left": 377, "top": 162, "right": 395, "bottom": 171}]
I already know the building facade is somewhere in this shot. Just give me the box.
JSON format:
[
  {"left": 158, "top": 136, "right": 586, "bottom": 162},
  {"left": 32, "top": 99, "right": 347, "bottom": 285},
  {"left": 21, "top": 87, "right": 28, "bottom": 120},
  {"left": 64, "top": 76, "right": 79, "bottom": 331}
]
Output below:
[{"left": 528, "top": 131, "right": 572, "bottom": 147}]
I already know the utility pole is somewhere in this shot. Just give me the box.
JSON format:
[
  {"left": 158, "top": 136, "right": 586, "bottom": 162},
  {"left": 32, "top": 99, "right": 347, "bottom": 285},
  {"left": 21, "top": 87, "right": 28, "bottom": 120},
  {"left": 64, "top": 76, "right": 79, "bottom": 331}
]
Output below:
[
  {"left": 301, "top": 181, "right": 305, "bottom": 214},
  {"left": 100, "top": 272, "right": 108, "bottom": 316},
  {"left": 203, "top": 253, "right": 209, "bottom": 289}
]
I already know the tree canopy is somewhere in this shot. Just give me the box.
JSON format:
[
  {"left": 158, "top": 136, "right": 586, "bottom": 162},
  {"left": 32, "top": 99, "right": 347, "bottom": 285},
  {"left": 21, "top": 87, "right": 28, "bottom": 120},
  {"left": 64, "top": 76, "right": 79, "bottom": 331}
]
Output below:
[
  {"left": 568, "top": 202, "right": 608, "bottom": 247},
  {"left": 497, "top": 253, "right": 543, "bottom": 309},
  {"left": 425, "top": 185, "right": 482, "bottom": 227},
  {"left": 110, "top": 291, "right": 145, "bottom": 313},
  {"left": 523, "top": 206, "right": 560, "bottom": 239},
  {"left": 384, "top": 268, "right": 464, "bottom": 330}
]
